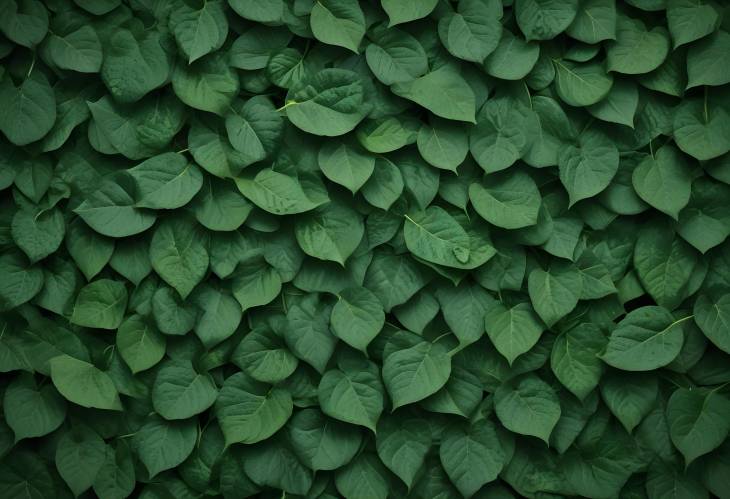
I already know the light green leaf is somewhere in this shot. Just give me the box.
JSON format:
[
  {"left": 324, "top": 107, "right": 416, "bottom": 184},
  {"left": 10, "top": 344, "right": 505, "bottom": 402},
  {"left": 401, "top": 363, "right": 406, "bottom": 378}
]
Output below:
[
  {"left": 667, "top": 0, "right": 720, "bottom": 48},
  {"left": 365, "top": 26, "right": 428, "bottom": 85},
  {"left": 438, "top": 0, "right": 502, "bottom": 62},
  {"left": 484, "top": 29, "right": 540, "bottom": 80},
  {"left": 116, "top": 314, "right": 166, "bottom": 374}
]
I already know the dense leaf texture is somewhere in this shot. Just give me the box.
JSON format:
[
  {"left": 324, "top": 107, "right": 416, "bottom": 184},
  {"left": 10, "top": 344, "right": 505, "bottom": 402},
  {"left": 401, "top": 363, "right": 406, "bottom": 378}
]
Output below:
[{"left": 1, "top": 1, "right": 729, "bottom": 497}]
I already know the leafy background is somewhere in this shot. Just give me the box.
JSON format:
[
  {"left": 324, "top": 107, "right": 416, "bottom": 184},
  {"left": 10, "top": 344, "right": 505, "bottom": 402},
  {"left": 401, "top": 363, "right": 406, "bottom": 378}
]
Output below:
[{"left": 1, "top": 0, "right": 730, "bottom": 498}]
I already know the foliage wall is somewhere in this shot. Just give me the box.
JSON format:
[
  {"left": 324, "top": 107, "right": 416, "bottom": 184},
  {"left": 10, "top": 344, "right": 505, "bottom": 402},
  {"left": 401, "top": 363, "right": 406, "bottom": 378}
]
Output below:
[{"left": 1, "top": 0, "right": 730, "bottom": 498}]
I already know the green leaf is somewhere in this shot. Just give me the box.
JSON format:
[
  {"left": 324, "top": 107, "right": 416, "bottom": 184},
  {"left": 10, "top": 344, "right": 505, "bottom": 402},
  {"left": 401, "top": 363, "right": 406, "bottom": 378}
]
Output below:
[
  {"left": 215, "top": 372, "right": 292, "bottom": 446},
  {"left": 469, "top": 170, "right": 542, "bottom": 229},
  {"left": 485, "top": 301, "right": 544, "bottom": 365},
  {"left": 235, "top": 168, "right": 328, "bottom": 215},
  {"left": 554, "top": 59, "right": 614, "bottom": 107},
  {"left": 331, "top": 286, "right": 385, "bottom": 352},
  {"left": 128, "top": 153, "right": 203, "bottom": 210},
  {"left": 417, "top": 117, "right": 468, "bottom": 171},
  {"left": 677, "top": 177, "right": 730, "bottom": 253},
  {"left": 566, "top": 0, "right": 616, "bottom": 44},
  {"left": 375, "top": 412, "right": 431, "bottom": 489},
  {"left": 133, "top": 416, "right": 197, "bottom": 478},
  {"left": 50, "top": 354, "right": 122, "bottom": 411},
  {"left": 230, "top": 257, "right": 282, "bottom": 312},
  {"left": 335, "top": 453, "right": 390, "bottom": 499},
  {"left": 171, "top": 53, "right": 239, "bottom": 115},
  {"left": 404, "top": 206, "right": 471, "bottom": 268},
  {"left": 116, "top": 314, "right": 166, "bottom": 374},
  {"left": 673, "top": 96, "right": 730, "bottom": 161},
  {"left": 233, "top": 324, "right": 298, "bottom": 383},
  {"left": 47, "top": 25, "right": 103, "bottom": 73},
  {"left": 632, "top": 145, "right": 693, "bottom": 219},
  {"left": 310, "top": 0, "right": 365, "bottom": 53},
  {"left": 241, "top": 436, "right": 312, "bottom": 495},
  {"left": 365, "top": 26, "right": 428, "bottom": 85},
  {"left": 318, "top": 140, "right": 375, "bottom": 194},
  {"left": 551, "top": 323, "right": 606, "bottom": 400},
  {"left": 438, "top": 0, "right": 502, "bottom": 62},
  {"left": 288, "top": 408, "right": 362, "bottom": 471},
  {"left": 152, "top": 359, "right": 218, "bottom": 420},
  {"left": 587, "top": 79, "right": 639, "bottom": 127},
  {"left": 436, "top": 281, "right": 494, "bottom": 346},
  {"left": 101, "top": 28, "right": 170, "bottom": 103},
  {"left": 150, "top": 218, "right": 209, "bottom": 299},
  {"left": 391, "top": 66, "right": 476, "bottom": 123},
  {"left": 364, "top": 250, "right": 430, "bottom": 312},
  {"left": 667, "top": 387, "right": 730, "bottom": 466},
  {"left": 191, "top": 176, "right": 253, "bottom": 231},
  {"left": 633, "top": 222, "right": 697, "bottom": 310},
  {"left": 600, "top": 306, "right": 689, "bottom": 371},
  {"left": 381, "top": 0, "right": 439, "bottom": 26},
  {"left": 71, "top": 279, "right": 128, "bottom": 330},
  {"left": 667, "top": 0, "right": 720, "bottom": 49},
  {"left": 319, "top": 354, "right": 384, "bottom": 432},
  {"left": 74, "top": 176, "right": 157, "bottom": 238},
  {"left": 383, "top": 339, "right": 452, "bottom": 409},
  {"left": 494, "top": 374, "right": 561, "bottom": 443},
  {"left": 0, "top": 0, "right": 48, "bottom": 47},
  {"left": 484, "top": 29, "right": 540, "bottom": 80},
  {"left": 600, "top": 371, "right": 658, "bottom": 433},
  {"left": 559, "top": 129, "right": 619, "bottom": 206},
  {"left": 516, "top": 0, "right": 578, "bottom": 41},
  {"left": 55, "top": 425, "right": 107, "bottom": 496},
  {"left": 11, "top": 207, "right": 65, "bottom": 264},
  {"left": 0, "top": 71, "right": 56, "bottom": 146},
  {"left": 295, "top": 200, "right": 364, "bottom": 265},
  {"left": 284, "top": 294, "right": 338, "bottom": 373},
  {"left": 362, "top": 157, "right": 405, "bottom": 210},
  {"left": 439, "top": 420, "right": 505, "bottom": 497},
  {"left": 285, "top": 69, "right": 369, "bottom": 136},
  {"left": 686, "top": 30, "right": 730, "bottom": 89},
  {"left": 170, "top": 0, "right": 228, "bottom": 63},
  {"left": 607, "top": 17, "right": 670, "bottom": 75},
  {"left": 228, "top": 0, "right": 283, "bottom": 22},
  {"left": 693, "top": 293, "right": 730, "bottom": 353},
  {"left": 528, "top": 262, "right": 583, "bottom": 327},
  {"left": 3, "top": 373, "right": 66, "bottom": 441}
]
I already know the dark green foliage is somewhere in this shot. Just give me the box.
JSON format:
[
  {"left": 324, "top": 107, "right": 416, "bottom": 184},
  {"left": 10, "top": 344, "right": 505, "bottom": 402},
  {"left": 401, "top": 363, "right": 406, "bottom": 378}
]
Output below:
[{"left": 1, "top": 0, "right": 730, "bottom": 498}]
